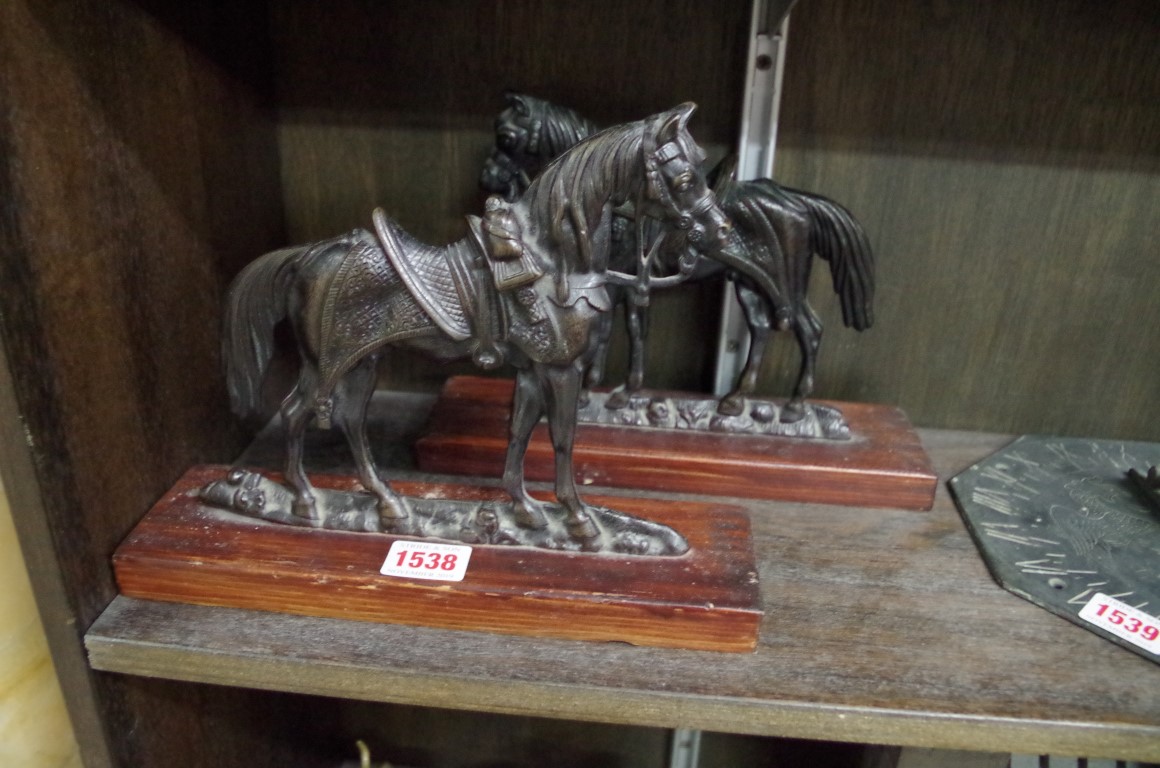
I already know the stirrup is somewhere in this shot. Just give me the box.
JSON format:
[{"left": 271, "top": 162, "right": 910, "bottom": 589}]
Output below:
[{"left": 472, "top": 343, "right": 503, "bottom": 370}]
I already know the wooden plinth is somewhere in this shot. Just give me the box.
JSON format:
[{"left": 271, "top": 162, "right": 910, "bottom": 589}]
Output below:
[
  {"left": 113, "top": 466, "right": 762, "bottom": 652},
  {"left": 417, "top": 376, "right": 938, "bottom": 511}
]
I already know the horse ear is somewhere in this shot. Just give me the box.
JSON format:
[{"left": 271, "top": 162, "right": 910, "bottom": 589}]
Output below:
[
  {"left": 505, "top": 91, "right": 531, "bottom": 116},
  {"left": 709, "top": 154, "right": 739, "bottom": 200},
  {"left": 656, "top": 102, "right": 697, "bottom": 146}
]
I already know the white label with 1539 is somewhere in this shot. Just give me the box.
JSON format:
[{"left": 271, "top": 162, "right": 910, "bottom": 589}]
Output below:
[{"left": 1078, "top": 593, "right": 1160, "bottom": 655}]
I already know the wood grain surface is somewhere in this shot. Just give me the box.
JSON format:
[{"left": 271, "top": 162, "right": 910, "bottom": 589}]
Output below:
[
  {"left": 87, "top": 430, "right": 1160, "bottom": 761},
  {"left": 2, "top": 0, "right": 1156, "bottom": 765},
  {"left": 767, "top": 0, "right": 1160, "bottom": 441},
  {"left": 417, "top": 376, "right": 938, "bottom": 510},
  {"left": 0, "top": 1, "right": 289, "bottom": 766},
  {"left": 112, "top": 466, "right": 762, "bottom": 652}
]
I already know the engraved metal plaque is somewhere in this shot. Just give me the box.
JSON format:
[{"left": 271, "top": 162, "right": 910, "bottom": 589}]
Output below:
[{"left": 949, "top": 435, "right": 1160, "bottom": 663}]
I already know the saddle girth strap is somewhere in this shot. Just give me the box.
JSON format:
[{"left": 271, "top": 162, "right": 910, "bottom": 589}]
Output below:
[
  {"left": 371, "top": 207, "right": 507, "bottom": 368},
  {"left": 443, "top": 235, "right": 507, "bottom": 369}
]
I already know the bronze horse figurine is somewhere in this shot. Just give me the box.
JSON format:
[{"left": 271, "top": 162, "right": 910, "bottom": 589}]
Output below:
[
  {"left": 482, "top": 93, "right": 874, "bottom": 419},
  {"left": 224, "top": 104, "right": 730, "bottom": 541}
]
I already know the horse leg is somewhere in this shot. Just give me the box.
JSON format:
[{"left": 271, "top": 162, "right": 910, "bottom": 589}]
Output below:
[
  {"left": 503, "top": 366, "right": 550, "bottom": 529},
  {"left": 541, "top": 359, "right": 599, "bottom": 540},
  {"left": 606, "top": 297, "right": 648, "bottom": 410},
  {"left": 583, "top": 306, "right": 613, "bottom": 391},
  {"left": 719, "top": 283, "right": 773, "bottom": 416},
  {"left": 333, "top": 356, "right": 414, "bottom": 534},
  {"left": 785, "top": 303, "right": 823, "bottom": 421},
  {"left": 631, "top": 300, "right": 650, "bottom": 391},
  {"left": 280, "top": 372, "right": 319, "bottom": 521},
  {"left": 579, "top": 304, "right": 615, "bottom": 409}
]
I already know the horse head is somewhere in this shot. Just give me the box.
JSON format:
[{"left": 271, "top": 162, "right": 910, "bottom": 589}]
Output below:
[
  {"left": 637, "top": 104, "right": 732, "bottom": 257},
  {"left": 482, "top": 93, "right": 604, "bottom": 203},
  {"left": 480, "top": 93, "right": 548, "bottom": 202},
  {"left": 508, "top": 103, "right": 730, "bottom": 281}
]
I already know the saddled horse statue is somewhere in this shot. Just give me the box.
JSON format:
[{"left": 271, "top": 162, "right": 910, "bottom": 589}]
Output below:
[
  {"left": 482, "top": 93, "right": 874, "bottom": 419},
  {"left": 224, "top": 104, "right": 730, "bottom": 541}
]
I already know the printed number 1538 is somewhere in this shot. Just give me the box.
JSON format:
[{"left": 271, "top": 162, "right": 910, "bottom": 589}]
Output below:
[
  {"left": 380, "top": 541, "right": 472, "bottom": 582},
  {"left": 395, "top": 549, "right": 459, "bottom": 572}
]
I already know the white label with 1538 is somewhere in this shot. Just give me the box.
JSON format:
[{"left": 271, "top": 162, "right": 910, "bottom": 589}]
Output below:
[{"left": 380, "top": 540, "right": 472, "bottom": 582}]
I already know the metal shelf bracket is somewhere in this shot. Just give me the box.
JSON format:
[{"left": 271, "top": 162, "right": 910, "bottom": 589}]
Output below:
[{"left": 711, "top": 0, "right": 798, "bottom": 396}]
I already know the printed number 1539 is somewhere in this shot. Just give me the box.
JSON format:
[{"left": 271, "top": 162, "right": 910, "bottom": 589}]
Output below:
[
  {"left": 1090, "top": 602, "right": 1159, "bottom": 641},
  {"left": 1079, "top": 593, "right": 1160, "bottom": 654}
]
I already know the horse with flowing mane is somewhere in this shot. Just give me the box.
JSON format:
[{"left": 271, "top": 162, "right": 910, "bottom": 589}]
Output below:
[
  {"left": 224, "top": 104, "right": 730, "bottom": 541},
  {"left": 482, "top": 93, "right": 874, "bottom": 419}
]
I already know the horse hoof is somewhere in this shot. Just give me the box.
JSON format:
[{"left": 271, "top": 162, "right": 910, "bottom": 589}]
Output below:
[
  {"left": 514, "top": 504, "right": 548, "bottom": 530},
  {"left": 716, "top": 395, "right": 744, "bottom": 417},
  {"left": 292, "top": 500, "right": 319, "bottom": 521},
  {"left": 383, "top": 514, "right": 421, "bottom": 537},
  {"left": 780, "top": 402, "right": 808, "bottom": 423},
  {"left": 567, "top": 516, "right": 600, "bottom": 541},
  {"left": 605, "top": 388, "right": 631, "bottom": 411}
]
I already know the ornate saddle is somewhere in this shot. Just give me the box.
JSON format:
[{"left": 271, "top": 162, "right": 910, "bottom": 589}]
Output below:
[
  {"left": 371, "top": 208, "right": 507, "bottom": 369},
  {"left": 372, "top": 208, "right": 473, "bottom": 341}
]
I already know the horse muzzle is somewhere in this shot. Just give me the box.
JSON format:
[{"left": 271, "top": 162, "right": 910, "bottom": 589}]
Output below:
[
  {"left": 688, "top": 210, "right": 732, "bottom": 254},
  {"left": 479, "top": 161, "right": 508, "bottom": 191},
  {"left": 480, "top": 160, "right": 524, "bottom": 203}
]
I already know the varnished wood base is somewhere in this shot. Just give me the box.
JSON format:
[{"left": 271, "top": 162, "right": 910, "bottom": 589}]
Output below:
[
  {"left": 417, "top": 377, "right": 938, "bottom": 511},
  {"left": 113, "top": 466, "right": 762, "bottom": 652}
]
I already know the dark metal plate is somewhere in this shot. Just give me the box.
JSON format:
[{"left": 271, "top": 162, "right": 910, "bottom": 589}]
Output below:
[{"left": 949, "top": 435, "right": 1160, "bottom": 663}]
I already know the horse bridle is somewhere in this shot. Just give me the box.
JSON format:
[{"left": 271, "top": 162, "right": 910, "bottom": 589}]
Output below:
[
  {"left": 523, "top": 117, "right": 543, "bottom": 155},
  {"left": 604, "top": 139, "right": 710, "bottom": 293},
  {"left": 492, "top": 115, "right": 545, "bottom": 194},
  {"left": 487, "top": 147, "right": 532, "bottom": 193},
  {"left": 643, "top": 139, "right": 717, "bottom": 241}
]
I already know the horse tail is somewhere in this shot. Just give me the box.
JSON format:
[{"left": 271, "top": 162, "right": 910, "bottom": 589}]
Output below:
[
  {"left": 222, "top": 245, "right": 305, "bottom": 418},
  {"left": 795, "top": 190, "right": 875, "bottom": 331}
]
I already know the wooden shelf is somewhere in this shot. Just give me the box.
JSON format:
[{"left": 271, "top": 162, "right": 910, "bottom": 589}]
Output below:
[
  {"left": 86, "top": 428, "right": 1160, "bottom": 761},
  {"left": 4, "top": 0, "right": 1156, "bottom": 764}
]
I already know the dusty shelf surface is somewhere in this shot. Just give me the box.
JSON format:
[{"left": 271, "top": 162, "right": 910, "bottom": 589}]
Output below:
[{"left": 85, "top": 401, "right": 1160, "bottom": 761}]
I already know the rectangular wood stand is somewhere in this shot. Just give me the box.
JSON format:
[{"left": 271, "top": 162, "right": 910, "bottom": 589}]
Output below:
[
  {"left": 112, "top": 466, "right": 762, "bottom": 652},
  {"left": 417, "top": 376, "right": 938, "bottom": 511}
]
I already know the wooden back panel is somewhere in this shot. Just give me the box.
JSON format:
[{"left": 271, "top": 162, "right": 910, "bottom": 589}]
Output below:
[
  {"left": 770, "top": 0, "right": 1159, "bottom": 440},
  {"left": 1, "top": 0, "right": 1156, "bottom": 765}
]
